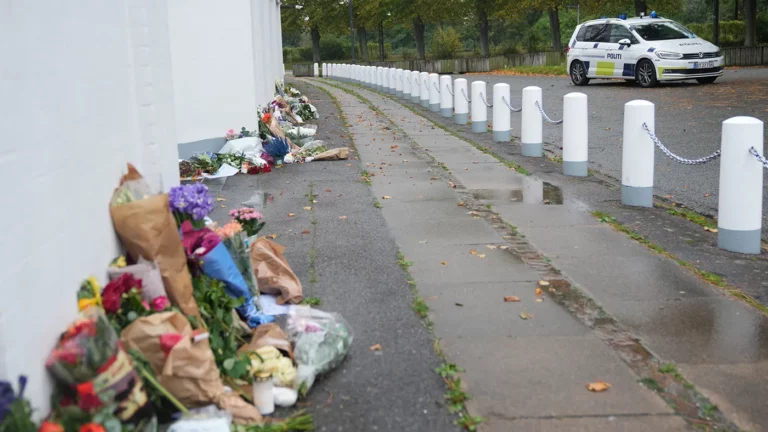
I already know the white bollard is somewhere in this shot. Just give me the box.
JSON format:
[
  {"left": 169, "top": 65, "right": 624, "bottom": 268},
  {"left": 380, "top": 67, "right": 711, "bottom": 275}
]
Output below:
[
  {"left": 440, "top": 75, "right": 453, "bottom": 118},
  {"left": 562, "top": 92, "right": 589, "bottom": 176},
  {"left": 470, "top": 81, "right": 487, "bottom": 133},
  {"left": 454, "top": 78, "right": 468, "bottom": 125},
  {"left": 321, "top": 63, "right": 326, "bottom": 77},
  {"left": 419, "top": 72, "right": 430, "bottom": 108},
  {"left": 377, "top": 67, "right": 383, "bottom": 90},
  {"left": 396, "top": 69, "right": 404, "bottom": 98},
  {"left": 383, "top": 67, "right": 390, "bottom": 92},
  {"left": 330, "top": 63, "right": 334, "bottom": 78},
  {"left": 521, "top": 86, "right": 543, "bottom": 157},
  {"left": 428, "top": 73, "right": 440, "bottom": 112},
  {"left": 410, "top": 71, "right": 421, "bottom": 103},
  {"left": 366, "top": 66, "right": 372, "bottom": 87},
  {"left": 621, "top": 100, "right": 655, "bottom": 207},
  {"left": 402, "top": 70, "right": 412, "bottom": 100},
  {"left": 390, "top": 68, "right": 397, "bottom": 95},
  {"left": 492, "top": 83, "right": 511, "bottom": 142},
  {"left": 718, "top": 117, "right": 764, "bottom": 254},
  {"left": 314, "top": 63, "right": 319, "bottom": 77}
]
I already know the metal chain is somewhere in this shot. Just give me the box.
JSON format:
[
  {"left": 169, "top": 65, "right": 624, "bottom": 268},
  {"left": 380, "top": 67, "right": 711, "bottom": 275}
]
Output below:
[
  {"left": 433, "top": 81, "right": 441, "bottom": 94},
  {"left": 446, "top": 84, "right": 454, "bottom": 97},
  {"left": 461, "top": 88, "right": 471, "bottom": 102},
  {"left": 750, "top": 146, "right": 768, "bottom": 169},
  {"left": 502, "top": 96, "right": 522, "bottom": 112},
  {"left": 479, "top": 91, "right": 493, "bottom": 108},
  {"left": 535, "top": 101, "right": 563, "bottom": 125},
  {"left": 642, "top": 123, "right": 721, "bottom": 165}
]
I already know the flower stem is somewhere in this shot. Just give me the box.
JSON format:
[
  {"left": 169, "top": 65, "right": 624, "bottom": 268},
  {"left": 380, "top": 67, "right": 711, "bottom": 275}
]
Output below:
[{"left": 135, "top": 363, "right": 188, "bottom": 413}]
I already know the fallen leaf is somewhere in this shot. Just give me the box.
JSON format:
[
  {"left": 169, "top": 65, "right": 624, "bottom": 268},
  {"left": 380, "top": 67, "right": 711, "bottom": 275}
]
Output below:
[
  {"left": 288, "top": 213, "right": 296, "bottom": 217},
  {"left": 268, "top": 234, "right": 277, "bottom": 239},
  {"left": 586, "top": 381, "right": 611, "bottom": 392},
  {"left": 303, "top": 206, "right": 312, "bottom": 210},
  {"left": 535, "top": 298, "right": 544, "bottom": 303},
  {"left": 455, "top": 303, "right": 464, "bottom": 307},
  {"left": 216, "top": 197, "right": 226, "bottom": 202},
  {"left": 301, "top": 230, "right": 311, "bottom": 234},
  {"left": 499, "top": 245, "right": 510, "bottom": 250},
  {"left": 477, "top": 254, "right": 486, "bottom": 258},
  {"left": 604, "top": 127, "right": 611, "bottom": 131},
  {"left": 430, "top": 177, "right": 438, "bottom": 180},
  {"left": 339, "top": 216, "right": 348, "bottom": 219},
  {"left": 312, "top": 200, "right": 318, "bottom": 203},
  {"left": 326, "top": 189, "right": 332, "bottom": 192},
  {"left": 536, "top": 288, "right": 543, "bottom": 296},
  {"left": 704, "top": 227, "right": 718, "bottom": 233},
  {"left": 457, "top": 202, "right": 465, "bottom": 207},
  {"left": 469, "top": 249, "right": 478, "bottom": 255},
  {"left": 448, "top": 181, "right": 457, "bottom": 189},
  {"left": 220, "top": 205, "right": 226, "bottom": 208},
  {"left": 504, "top": 296, "right": 521, "bottom": 302},
  {"left": 486, "top": 245, "right": 498, "bottom": 250},
  {"left": 369, "top": 344, "right": 382, "bottom": 351},
  {"left": 440, "top": 261, "right": 448, "bottom": 266},
  {"left": 519, "top": 312, "right": 532, "bottom": 320},
  {"left": 468, "top": 211, "right": 481, "bottom": 216},
  {"left": 340, "top": 134, "right": 346, "bottom": 138},
  {"left": 418, "top": 240, "right": 428, "bottom": 244},
  {"left": 424, "top": 296, "right": 440, "bottom": 301},
  {"left": 382, "top": 196, "right": 392, "bottom": 200},
  {"left": 538, "top": 280, "right": 551, "bottom": 288},
  {"left": 464, "top": 168, "right": 469, "bottom": 171},
  {"left": 346, "top": 164, "right": 353, "bottom": 167},
  {"left": 704, "top": 193, "right": 711, "bottom": 197}
]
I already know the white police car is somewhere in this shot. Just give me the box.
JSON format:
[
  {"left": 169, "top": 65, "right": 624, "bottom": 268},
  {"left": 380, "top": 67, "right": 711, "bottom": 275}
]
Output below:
[{"left": 567, "top": 12, "right": 724, "bottom": 88}]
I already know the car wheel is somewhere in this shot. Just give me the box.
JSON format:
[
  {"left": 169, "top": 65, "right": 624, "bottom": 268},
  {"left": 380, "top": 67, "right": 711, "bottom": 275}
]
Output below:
[
  {"left": 570, "top": 61, "right": 590, "bottom": 86},
  {"left": 696, "top": 77, "right": 718, "bottom": 84},
  {"left": 635, "top": 59, "right": 658, "bottom": 88}
]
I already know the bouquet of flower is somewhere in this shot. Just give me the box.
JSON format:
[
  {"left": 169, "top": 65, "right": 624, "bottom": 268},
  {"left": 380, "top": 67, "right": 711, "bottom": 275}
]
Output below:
[
  {"left": 169, "top": 183, "right": 215, "bottom": 230},
  {"left": 229, "top": 208, "right": 265, "bottom": 238},
  {"left": 77, "top": 277, "right": 102, "bottom": 312},
  {"left": 102, "top": 274, "right": 171, "bottom": 332},
  {"left": 0, "top": 376, "right": 35, "bottom": 432},
  {"left": 226, "top": 127, "right": 254, "bottom": 142},
  {"left": 179, "top": 160, "right": 202, "bottom": 179},
  {"left": 215, "top": 222, "right": 258, "bottom": 298},
  {"left": 286, "top": 87, "right": 301, "bottom": 98},
  {"left": 189, "top": 152, "right": 222, "bottom": 175}
]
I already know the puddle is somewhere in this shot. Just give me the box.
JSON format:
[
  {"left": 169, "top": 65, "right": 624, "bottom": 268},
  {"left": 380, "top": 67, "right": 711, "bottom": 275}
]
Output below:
[
  {"left": 242, "top": 191, "right": 272, "bottom": 210},
  {"left": 471, "top": 178, "right": 563, "bottom": 205}
]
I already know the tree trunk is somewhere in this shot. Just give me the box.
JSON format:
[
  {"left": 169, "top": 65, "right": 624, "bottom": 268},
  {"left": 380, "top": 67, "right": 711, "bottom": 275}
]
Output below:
[
  {"left": 378, "top": 21, "right": 385, "bottom": 61},
  {"left": 311, "top": 24, "right": 321, "bottom": 62},
  {"left": 734, "top": 0, "right": 739, "bottom": 20},
  {"left": 358, "top": 27, "right": 369, "bottom": 60},
  {"left": 478, "top": 6, "right": 490, "bottom": 57},
  {"left": 744, "top": 0, "right": 756, "bottom": 46},
  {"left": 548, "top": 6, "right": 562, "bottom": 51},
  {"left": 634, "top": 0, "right": 647, "bottom": 16},
  {"left": 713, "top": 0, "right": 720, "bottom": 45},
  {"left": 413, "top": 14, "right": 426, "bottom": 60}
]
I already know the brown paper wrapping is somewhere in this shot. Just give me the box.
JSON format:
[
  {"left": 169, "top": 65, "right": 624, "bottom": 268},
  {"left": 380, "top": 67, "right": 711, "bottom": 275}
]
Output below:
[
  {"left": 121, "top": 312, "right": 262, "bottom": 424},
  {"left": 249, "top": 238, "right": 303, "bottom": 304},
  {"left": 109, "top": 165, "right": 201, "bottom": 321},
  {"left": 313, "top": 147, "right": 350, "bottom": 161},
  {"left": 238, "top": 323, "right": 294, "bottom": 362}
]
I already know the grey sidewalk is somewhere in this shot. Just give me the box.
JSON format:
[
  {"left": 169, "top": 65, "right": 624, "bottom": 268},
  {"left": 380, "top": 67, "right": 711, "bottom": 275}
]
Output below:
[{"left": 305, "top": 77, "right": 768, "bottom": 432}]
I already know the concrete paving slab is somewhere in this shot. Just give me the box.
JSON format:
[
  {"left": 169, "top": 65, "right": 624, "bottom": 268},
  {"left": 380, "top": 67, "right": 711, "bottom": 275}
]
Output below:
[
  {"left": 371, "top": 181, "right": 462, "bottom": 203},
  {"left": 609, "top": 298, "right": 768, "bottom": 365},
  {"left": 447, "top": 336, "right": 674, "bottom": 418},
  {"left": 493, "top": 202, "right": 597, "bottom": 229},
  {"left": 679, "top": 361, "right": 768, "bottom": 432},
  {"left": 422, "top": 281, "right": 590, "bottom": 339},
  {"left": 520, "top": 225, "right": 651, "bottom": 259},
  {"left": 391, "top": 217, "right": 505, "bottom": 248},
  {"left": 480, "top": 416, "right": 690, "bottom": 432},
  {"left": 381, "top": 199, "right": 482, "bottom": 221}
]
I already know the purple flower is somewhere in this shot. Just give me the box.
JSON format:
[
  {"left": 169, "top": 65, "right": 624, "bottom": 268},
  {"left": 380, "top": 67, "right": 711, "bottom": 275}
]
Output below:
[
  {"left": 0, "top": 376, "right": 26, "bottom": 423},
  {"left": 169, "top": 183, "right": 214, "bottom": 221}
]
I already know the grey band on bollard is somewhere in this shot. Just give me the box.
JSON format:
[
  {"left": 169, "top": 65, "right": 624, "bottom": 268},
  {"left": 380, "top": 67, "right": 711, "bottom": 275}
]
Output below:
[
  {"left": 718, "top": 228, "right": 762, "bottom": 254},
  {"left": 430, "top": 103, "right": 440, "bottom": 112},
  {"left": 421, "top": 98, "right": 430, "bottom": 108},
  {"left": 441, "top": 108, "right": 453, "bottom": 118},
  {"left": 563, "top": 161, "right": 588, "bottom": 177},
  {"left": 493, "top": 130, "right": 511, "bottom": 142},
  {"left": 411, "top": 95, "right": 420, "bottom": 103},
  {"left": 455, "top": 113, "right": 468, "bottom": 125},
  {"left": 397, "top": 91, "right": 403, "bottom": 98},
  {"left": 521, "top": 143, "right": 543, "bottom": 158},
  {"left": 621, "top": 185, "right": 653, "bottom": 207},
  {"left": 472, "top": 121, "right": 488, "bottom": 133}
]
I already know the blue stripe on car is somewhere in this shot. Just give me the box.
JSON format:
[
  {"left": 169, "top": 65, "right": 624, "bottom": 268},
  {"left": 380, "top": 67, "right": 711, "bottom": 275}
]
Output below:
[
  {"left": 618, "top": 45, "right": 625, "bottom": 51},
  {"left": 583, "top": 61, "right": 590, "bottom": 72},
  {"left": 622, "top": 63, "right": 635, "bottom": 77},
  {"left": 593, "top": 43, "right": 600, "bottom": 48},
  {"left": 647, "top": 47, "right": 656, "bottom": 52}
]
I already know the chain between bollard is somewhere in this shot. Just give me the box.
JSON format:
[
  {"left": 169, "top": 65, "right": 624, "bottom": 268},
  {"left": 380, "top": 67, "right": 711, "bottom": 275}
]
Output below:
[
  {"left": 749, "top": 146, "right": 768, "bottom": 169},
  {"left": 479, "top": 91, "right": 493, "bottom": 108},
  {"left": 535, "top": 101, "right": 563, "bottom": 125},
  {"left": 642, "top": 123, "right": 721, "bottom": 165},
  {"left": 446, "top": 84, "right": 454, "bottom": 97},
  {"left": 502, "top": 96, "right": 521, "bottom": 112},
  {"left": 433, "top": 81, "right": 441, "bottom": 94},
  {"left": 461, "top": 88, "right": 471, "bottom": 103}
]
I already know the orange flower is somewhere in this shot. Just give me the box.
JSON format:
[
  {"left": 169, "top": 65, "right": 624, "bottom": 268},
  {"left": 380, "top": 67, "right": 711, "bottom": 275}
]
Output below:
[
  {"left": 39, "top": 421, "right": 64, "bottom": 432},
  {"left": 79, "top": 424, "right": 105, "bottom": 432}
]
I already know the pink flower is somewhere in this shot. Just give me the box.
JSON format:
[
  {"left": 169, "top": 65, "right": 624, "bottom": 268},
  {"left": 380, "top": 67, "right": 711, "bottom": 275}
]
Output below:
[
  {"left": 229, "top": 209, "right": 237, "bottom": 216},
  {"left": 151, "top": 296, "right": 170, "bottom": 312},
  {"left": 159, "top": 333, "right": 184, "bottom": 356},
  {"left": 227, "top": 129, "right": 235, "bottom": 134},
  {"left": 142, "top": 300, "right": 150, "bottom": 310}
]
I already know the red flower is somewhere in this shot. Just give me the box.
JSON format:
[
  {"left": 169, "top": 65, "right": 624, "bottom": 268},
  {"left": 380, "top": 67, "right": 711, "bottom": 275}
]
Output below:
[
  {"left": 151, "top": 296, "right": 170, "bottom": 312},
  {"left": 262, "top": 113, "right": 272, "bottom": 124},
  {"left": 159, "top": 333, "right": 184, "bottom": 356},
  {"left": 79, "top": 424, "right": 105, "bottom": 432},
  {"left": 76, "top": 381, "right": 103, "bottom": 411},
  {"left": 102, "top": 274, "right": 142, "bottom": 313},
  {"left": 39, "top": 421, "right": 64, "bottom": 432}
]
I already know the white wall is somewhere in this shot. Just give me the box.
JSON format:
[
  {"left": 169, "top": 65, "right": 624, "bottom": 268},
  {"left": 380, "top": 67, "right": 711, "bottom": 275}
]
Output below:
[
  {"left": 0, "top": 0, "right": 179, "bottom": 414},
  {"left": 167, "top": 0, "right": 258, "bottom": 143}
]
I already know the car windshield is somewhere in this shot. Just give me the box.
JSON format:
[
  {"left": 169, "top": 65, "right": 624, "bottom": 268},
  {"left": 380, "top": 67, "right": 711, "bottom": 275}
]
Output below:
[{"left": 632, "top": 21, "right": 695, "bottom": 41}]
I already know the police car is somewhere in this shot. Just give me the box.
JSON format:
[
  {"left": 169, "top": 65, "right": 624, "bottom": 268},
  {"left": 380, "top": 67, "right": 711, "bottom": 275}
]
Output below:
[{"left": 566, "top": 12, "right": 724, "bottom": 88}]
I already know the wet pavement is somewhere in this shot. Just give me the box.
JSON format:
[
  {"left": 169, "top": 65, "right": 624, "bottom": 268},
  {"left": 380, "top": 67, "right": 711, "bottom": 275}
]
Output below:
[{"left": 306, "top": 76, "right": 768, "bottom": 431}]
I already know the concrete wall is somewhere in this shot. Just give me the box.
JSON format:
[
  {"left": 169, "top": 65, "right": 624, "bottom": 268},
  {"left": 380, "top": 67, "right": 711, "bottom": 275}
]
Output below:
[{"left": 0, "top": 0, "right": 179, "bottom": 414}]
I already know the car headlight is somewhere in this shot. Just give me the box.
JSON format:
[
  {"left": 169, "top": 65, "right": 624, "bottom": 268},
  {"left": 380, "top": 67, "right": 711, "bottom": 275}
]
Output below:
[{"left": 655, "top": 51, "right": 683, "bottom": 60}]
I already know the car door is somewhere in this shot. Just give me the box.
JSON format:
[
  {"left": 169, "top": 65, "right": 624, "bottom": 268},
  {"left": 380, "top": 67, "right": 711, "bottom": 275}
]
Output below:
[
  {"left": 584, "top": 24, "right": 613, "bottom": 77},
  {"left": 609, "top": 24, "right": 641, "bottom": 78}
]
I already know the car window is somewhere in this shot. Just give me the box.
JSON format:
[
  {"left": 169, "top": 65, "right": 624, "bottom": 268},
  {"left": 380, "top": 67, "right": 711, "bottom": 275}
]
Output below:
[
  {"left": 632, "top": 21, "right": 695, "bottom": 41},
  {"left": 610, "top": 24, "right": 638, "bottom": 43},
  {"left": 576, "top": 26, "right": 589, "bottom": 41},
  {"left": 587, "top": 25, "right": 610, "bottom": 43}
]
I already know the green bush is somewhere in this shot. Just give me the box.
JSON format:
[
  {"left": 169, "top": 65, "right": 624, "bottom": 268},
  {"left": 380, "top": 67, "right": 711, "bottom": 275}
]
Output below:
[
  {"left": 367, "top": 42, "right": 393, "bottom": 59},
  {"left": 401, "top": 48, "right": 416, "bottom": 60},
  {"left": 430, "top": 27, "right": 462, "bottom": 59},
  {"left": 685, "top": 20, "right": 745, "bottom": 46},
  {"left": 320, "top": 36, "right": 348, "bottom": 60}
]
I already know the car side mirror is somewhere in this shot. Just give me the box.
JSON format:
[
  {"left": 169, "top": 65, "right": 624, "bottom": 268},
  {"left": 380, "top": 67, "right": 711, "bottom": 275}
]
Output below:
[{"left": 618, "top": 38, "right": 632, "bottom": 46}]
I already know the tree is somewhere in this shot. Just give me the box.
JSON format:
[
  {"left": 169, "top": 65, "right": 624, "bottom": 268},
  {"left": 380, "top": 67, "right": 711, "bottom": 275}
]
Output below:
[
  {"left": 388, "top": 0, "right": 455, "bottom": 59},
  {"left": 497, "top": 0, "right": 565, "bottom": 52},
  {"left": 744, "top": 0, "right": 757, "bottom": 46},
  {"left": 282, "top": 0, "right": 348, "bottom": 62},
  {"left": 548, "top": 6, "right": 563, "bottom": 51}
]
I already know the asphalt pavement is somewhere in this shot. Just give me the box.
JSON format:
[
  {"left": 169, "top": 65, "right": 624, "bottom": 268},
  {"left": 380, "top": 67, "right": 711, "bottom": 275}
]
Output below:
[{"left": 457, "top": 68, "right": 768, "bottom": 230}]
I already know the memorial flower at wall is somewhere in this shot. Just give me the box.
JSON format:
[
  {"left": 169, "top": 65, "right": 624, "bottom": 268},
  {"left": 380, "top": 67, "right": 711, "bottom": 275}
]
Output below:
[{"left": 169, "top": 183, "right": 215, "bottom": 229}]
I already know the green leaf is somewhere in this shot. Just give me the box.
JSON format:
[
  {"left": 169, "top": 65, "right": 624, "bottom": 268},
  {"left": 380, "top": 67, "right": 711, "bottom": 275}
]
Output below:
[
  {"left": 127, "top": 311, "right": 138, "bottom": 322},
  {"left": 223, "top": 358, "right": 236, "bottom": 370}
]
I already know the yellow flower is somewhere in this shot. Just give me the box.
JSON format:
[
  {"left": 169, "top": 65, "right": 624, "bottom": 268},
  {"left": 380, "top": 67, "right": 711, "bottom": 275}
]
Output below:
[
  {"left": 87, "top": 276, "right": 103, "bottom": 307},
  {"left": 78, "top": 298, "right": 99, "bottom": 311},
  {"left": 112, "top": 256, "right": 127, "bottom": 268}
]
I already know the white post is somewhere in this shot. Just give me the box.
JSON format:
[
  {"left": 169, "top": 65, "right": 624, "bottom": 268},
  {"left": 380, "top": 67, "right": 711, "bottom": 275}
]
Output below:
[
  {"left": 521, "top": 86, "right": 543, "bottom": 157},
  {"left": 377, "top": 67, "right": 383, "bottom": 90},
  {"left": 410, "top": 71, "right": 421, "bottom": 103},
  {"left": 470, "top": 81, "right": 487, "bottom": 133},
  {"left": 314, "top": 62, "right": 319, "bottom": 77},
  {"left": 321, "top": 63, "right": 326, "bottom": 77},
  {"left": 403, "top": 70, "right": 412, "bottom": 99},
  {"left": 454, "top": 78, "right": 468, "bottom": 125},
  {"left": 383, "top": 67, "right": 390, "bottom": 92},
  {"left": 492, "top": 83, "right": 511, "bottom": 142},
  {"left": 394, "top": 69, "right": 402, "bottom": 97},
  {"left": 440, "top": 75, "right": 453, "bottom": 118},
  {"left": 419, "top": 72, "right": 430, "bottom": 108},
  {"left": 330, "top": 64, "right": 334, "bottom": 78},
  {"left": 390, "top": 68, "right": 397, "bottom": 94},
  {"left": 718, "top": 116, "right": 764, "bottom": 254},
  {"left": 621, "top": 100, "right": 655, "bottom": 207},
  {"left": 428, "top": 73, "right": 440, "bottom": 112},
  {"left": 563, "top": 92, "right": 589, "bottom": 176},
  {"left": 354, "top": 65, "right": 359, "bottom": 82},
  {"left": 366, "top": 66, "right": 372, "bottom": 87}
]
